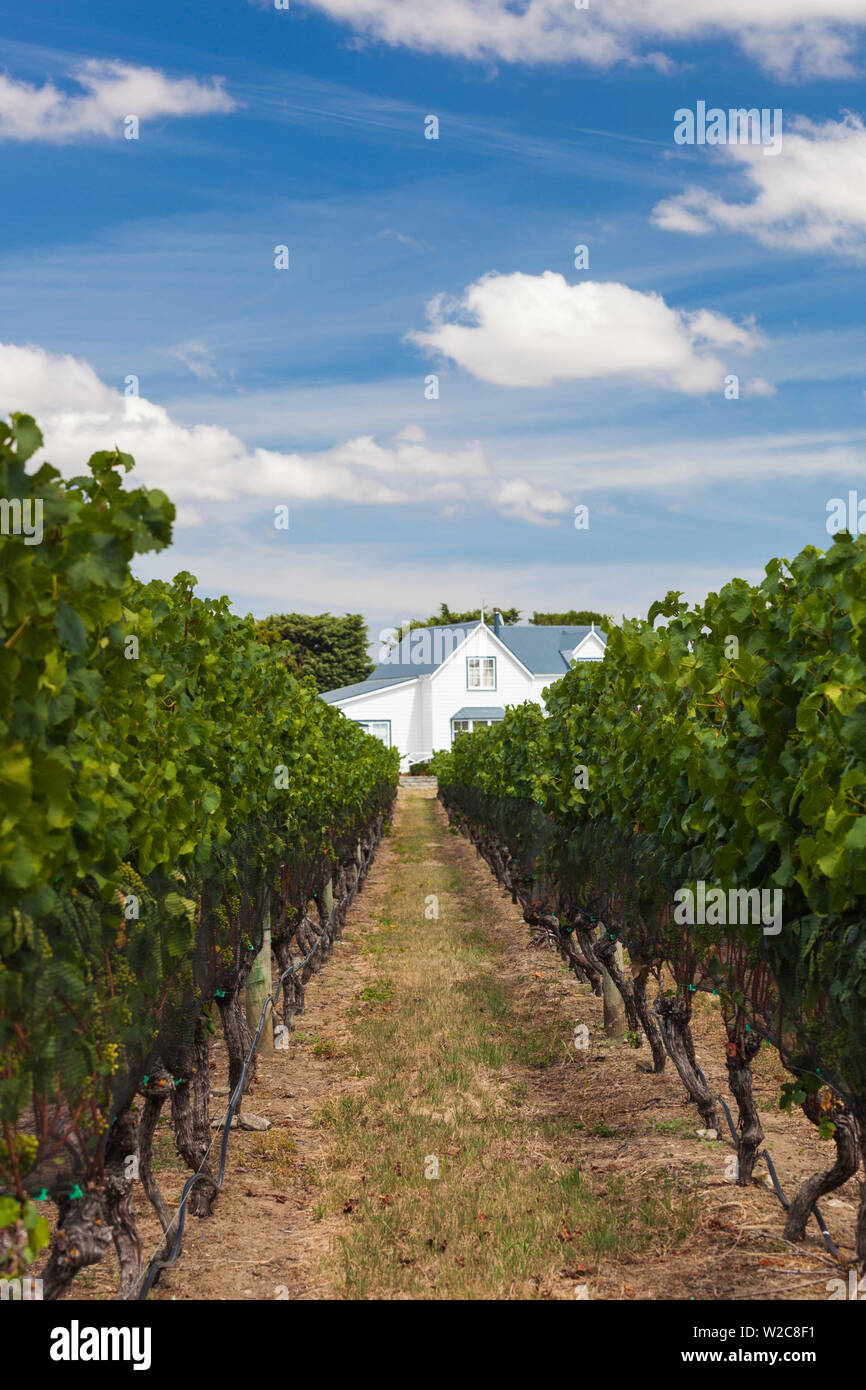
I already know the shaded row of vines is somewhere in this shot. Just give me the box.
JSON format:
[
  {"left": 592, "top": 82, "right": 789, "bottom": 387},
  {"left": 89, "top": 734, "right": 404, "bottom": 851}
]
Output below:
[{"left": 0, "top": 414, "right": 399, "bottom": 1297}]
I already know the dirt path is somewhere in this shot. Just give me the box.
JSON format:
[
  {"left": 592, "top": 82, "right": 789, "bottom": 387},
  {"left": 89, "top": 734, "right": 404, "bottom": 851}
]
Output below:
[{"left": 72, "top": 787, "right": 860, "bottom": 1301}]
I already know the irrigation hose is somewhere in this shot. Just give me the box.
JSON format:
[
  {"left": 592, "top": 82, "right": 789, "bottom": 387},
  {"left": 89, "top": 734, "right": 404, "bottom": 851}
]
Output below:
[
  {"left": 132, "top": 842, "right": 375, "bottom": 1300},
  {"left": 458, "top": 811, "right": 848, "bottom": 1269},
  {"left": 650, "top": 1010, "right": 841, "bottom": 1262},
  {"left": 690, "top": 1059, "right": 841, "bottom": 1263}
]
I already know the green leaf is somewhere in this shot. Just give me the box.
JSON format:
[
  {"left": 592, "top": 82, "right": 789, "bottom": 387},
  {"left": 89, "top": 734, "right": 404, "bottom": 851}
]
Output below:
[
  {"left": 1, "top": 841, "right": 40, "bottom": 889},
  {"left": 55, "top": 602, "right": 87, "bottom": 655},
  {"left": 10, "top": 413, "right": 43, "bottom": 462},
  {"left": 0, "top": 748, "right": 31, "bottom": 791},
  {"left": 0, "top": 1197, "right": 19, "bottom": 1229},
  {"left": 843, "top": 817, "right": 866, "bottom": 849}
]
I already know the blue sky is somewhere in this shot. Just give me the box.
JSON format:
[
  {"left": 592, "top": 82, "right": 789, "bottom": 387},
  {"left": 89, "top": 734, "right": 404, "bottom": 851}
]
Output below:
[{"left": 2, "top": 0, "right": 866, "bottom": 632}]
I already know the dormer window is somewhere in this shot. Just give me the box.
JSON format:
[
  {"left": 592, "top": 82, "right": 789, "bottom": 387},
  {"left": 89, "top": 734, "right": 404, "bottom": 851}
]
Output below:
[{"left": 467, "top": 656, "right": 496, "bottom": 689}]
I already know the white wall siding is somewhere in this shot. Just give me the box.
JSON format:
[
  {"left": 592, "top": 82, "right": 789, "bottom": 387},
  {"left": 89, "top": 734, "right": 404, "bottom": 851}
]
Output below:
[
  {"left": 329, "top": 625, "right": 607, "bottom": 767},
  {"left": 573, "top": 630, "right": 607, "bottom": 660},
  {"left": 411, "top": 674, "right": 433, "bottom": 760},
  {"left": 429, "top": 626, "right": 533, "bottom": 753},
  {"left": 334, "top": 680, "right": 419, "bottom": 767},
  {"left": 529, "top": 676, "right": 557, "bottom": 706}
]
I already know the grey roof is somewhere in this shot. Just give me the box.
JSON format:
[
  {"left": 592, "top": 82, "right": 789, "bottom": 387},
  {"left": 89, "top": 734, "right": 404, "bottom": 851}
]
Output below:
[
  {"left": 368, "top": 624, "right": 476, "bottom": 678},
  {"left": 321, "top": 675, "right": 414, "bottom": 704},
  {"left": 324, "top": 623, "right": 607, "bottom": 705},
  {"left": 451, "top": 706, "right": 505, "bottom": 721},
  {"left": 498, "top": 624, "right": 606, "bottom": 674},
  {"left": 368, "top": 621, "right": 605, "bottom": 681}
]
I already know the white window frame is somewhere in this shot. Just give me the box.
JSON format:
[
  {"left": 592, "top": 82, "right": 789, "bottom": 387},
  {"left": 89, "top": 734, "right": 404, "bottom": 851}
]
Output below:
[
  {"left": 352, "top": 718, "right": 391, "bottom": 747},
  {"left": 467, "top": 656, "right": 496, "bottom": 690}
]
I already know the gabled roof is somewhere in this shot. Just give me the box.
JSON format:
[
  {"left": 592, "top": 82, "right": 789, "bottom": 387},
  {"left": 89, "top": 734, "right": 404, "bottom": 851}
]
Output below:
[
  {"left": 321, "top": 674, "right": 416, "bottom": 704},
  {"left": 324, "top": 622, "right": 607, "bottom": 705},
  {"left": 368, "top": 624, "right": 477, "bottom": 679},
  {"left": 496, "top": 624, "right": 606, "bottom": 674},
  {"left": 369, "top": 620, "right": 606, "bottom": 681}
]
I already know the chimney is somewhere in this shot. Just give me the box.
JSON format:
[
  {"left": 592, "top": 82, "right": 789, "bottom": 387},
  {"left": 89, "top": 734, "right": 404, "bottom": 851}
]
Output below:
[{"left": 493, "top": 608, "right": 503, "bottom": 636}]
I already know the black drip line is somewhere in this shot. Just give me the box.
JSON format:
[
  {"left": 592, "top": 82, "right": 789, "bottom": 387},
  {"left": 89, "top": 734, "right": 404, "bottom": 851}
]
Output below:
[{"left": 130, "top": 843, "right": 374, "bottom": 1301}]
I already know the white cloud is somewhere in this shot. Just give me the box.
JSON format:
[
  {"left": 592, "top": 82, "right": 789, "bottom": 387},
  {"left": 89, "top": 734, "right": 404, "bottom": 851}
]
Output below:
[
  {"left": 527, "top": 429, "right": 866, "bottom": 491},
  {"left": 745, "top": 377, "right": 778, "bottom": 397},
  {"left": 291, "top": 0, "right": 866, "bottom": 78},
  {"left": 0, "top": 340, "right": 560, "bottom": 523},
  {"left": 652, "top": 114, "right": 866, "bottom": 259},
  {"left": 495, "top": 478, "right": 570, "bottom": 524},
  {"left": 135, "top": 538, "right": 768, "bottom": 631},
  {"left": 6, "top": 343, "right": 850, "bottom": 549},
  {"left": 171, "top": 342, "right": 219, "bottom": 380},
  {"left": 395, "top": 423, "right": 426, "bottom": 443},
  {"left": 0, "top": 59, "right": 236, "bottom": 143},
  {"left": 408, "top": 271, "right": 762, "bottom": 394}
]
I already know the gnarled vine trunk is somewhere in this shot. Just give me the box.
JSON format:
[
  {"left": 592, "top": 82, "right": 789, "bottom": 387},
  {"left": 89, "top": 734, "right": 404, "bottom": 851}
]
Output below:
[
  {"left": 170, "top": 1018, "right": 217, "bottom": 1217},
  {"left": 138, "top": 1068, "right": 173, "bottom": 1236},
  {"left": 632, "top": 966, "right": 666, "bottom": 1073},
  {"left": 724, "top": 1025, "right": 764, "bottom": 1185},
  {"left": 593, "top": 923, "right": 643, "bottom": 1043},
  {"left": 216, "top": 987, "right": 253, "bottom": 1109},
  {"left": 103, "top": 1106, "right": 142, "bottom": 1297},
  {"left": 655, "top": 993, "right": 718, "bottom": 1129},
  {"left": 42, "top": 1189, "right": 113, "bottom": 1300},
  {"left": 784, "top": 1096, "right": 861, "bottom": 1243}
]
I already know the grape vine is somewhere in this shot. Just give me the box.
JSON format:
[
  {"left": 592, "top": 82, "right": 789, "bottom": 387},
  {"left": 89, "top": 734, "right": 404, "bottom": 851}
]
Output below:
[
  {"left": 0, "top": 414, "right": 398, "bottom": 1295},
  {"left": 434, "top": 533, "right": 866, "bottom": 1268}
]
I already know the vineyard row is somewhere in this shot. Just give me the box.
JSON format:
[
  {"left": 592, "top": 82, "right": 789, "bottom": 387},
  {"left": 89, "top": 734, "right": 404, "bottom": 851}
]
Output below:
[
  {"left": 0, "top": 415, "right": 400, "bottom": 1297},
  {"left": 432, "top": 531, "right": 866, "bottom": 1269}
]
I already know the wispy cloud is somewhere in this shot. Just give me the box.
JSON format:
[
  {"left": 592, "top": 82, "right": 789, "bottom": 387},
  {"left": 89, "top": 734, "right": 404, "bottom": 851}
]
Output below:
[
  {"left": 229, "top": 67, "right": 675, "bottom": 190},
  {"left": 170, "top": 341, "right": 219, "bottom": 380},
  {"left": 134, "top": 535, "right": 768, "bottom": 629},
  {"left": 0, "top": 59, "right": 236, "bottom": 143},
  {"left": 376, "top": 228, "right": 433, "bottom": 253},
  {"left": 524, "top": 427, "right": 866, "bottom": 492}
]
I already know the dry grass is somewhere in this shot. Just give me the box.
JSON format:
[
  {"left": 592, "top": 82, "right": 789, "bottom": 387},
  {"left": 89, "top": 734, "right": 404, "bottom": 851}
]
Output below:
[
  {"left": 52, "top": 788, "right": 856, "bottom": 1302},
  {"left": 245, "top": 1130, "right": 297, "bottom": 1182},
  {"left": 313, "top": 792, "right": 701, "bottom": 1299}
]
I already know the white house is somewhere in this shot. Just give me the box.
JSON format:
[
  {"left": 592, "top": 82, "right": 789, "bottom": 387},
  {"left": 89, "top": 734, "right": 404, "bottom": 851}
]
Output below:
[{"left": 321, "top": 610, "right": 607, "bottom": 771}]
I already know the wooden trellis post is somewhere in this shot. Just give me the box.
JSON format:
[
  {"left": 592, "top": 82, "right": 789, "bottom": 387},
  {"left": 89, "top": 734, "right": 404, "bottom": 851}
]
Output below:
[
  {"left": 244, "top": 912, "right": 274, "bottom": 1056},
  {"left": 602, "top": 941, "right": 628, "bottom": 1038}
]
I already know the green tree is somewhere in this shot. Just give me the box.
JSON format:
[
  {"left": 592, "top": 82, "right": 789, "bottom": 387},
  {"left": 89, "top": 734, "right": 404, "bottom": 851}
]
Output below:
[
  {"left": 253, "top": 612, "right": 374, "bottom": 692},
  {"left": 396, "top": 602, "right": 521, "bottom": 638},
  {"left": 532, "top": 609, "right": 613, "bottom": 632}
]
